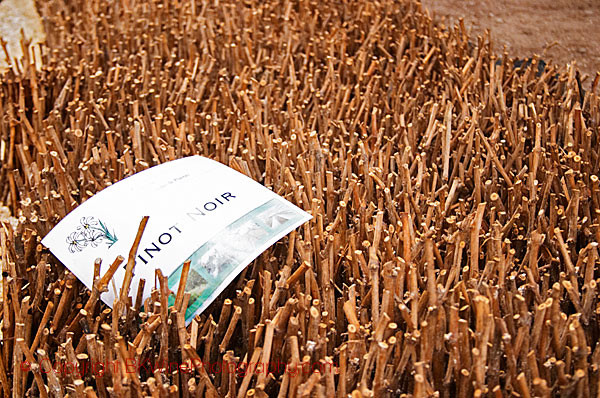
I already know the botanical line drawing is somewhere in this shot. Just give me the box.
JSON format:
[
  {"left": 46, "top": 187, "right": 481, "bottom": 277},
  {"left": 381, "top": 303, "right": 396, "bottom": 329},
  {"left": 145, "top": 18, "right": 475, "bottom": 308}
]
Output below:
[{"left": 66, "top": 217, "right": 118, "bottom": 252}]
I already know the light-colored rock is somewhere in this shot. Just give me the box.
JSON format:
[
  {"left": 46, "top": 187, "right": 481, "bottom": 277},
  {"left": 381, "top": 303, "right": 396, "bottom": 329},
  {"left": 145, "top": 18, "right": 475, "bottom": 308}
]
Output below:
[
  {"left": 0, "top": 0, "right": 45, "bottom": 70},
  {"left": 0, "top": 205, "right": 17, "bottom": 338},
  {"left": 0, "top": 206, "right": 17, "bottom": 230}
]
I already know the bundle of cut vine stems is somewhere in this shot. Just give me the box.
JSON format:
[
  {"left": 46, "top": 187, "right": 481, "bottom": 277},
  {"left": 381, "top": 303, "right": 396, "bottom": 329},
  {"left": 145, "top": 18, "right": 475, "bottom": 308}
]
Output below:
[{"left": 1, "top": 0, "right": 600, "bottom": 397}]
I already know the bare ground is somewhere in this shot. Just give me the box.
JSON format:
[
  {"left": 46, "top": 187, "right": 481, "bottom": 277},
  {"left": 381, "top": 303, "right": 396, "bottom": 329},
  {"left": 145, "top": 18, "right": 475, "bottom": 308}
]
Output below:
[{"left": 420, "top": 0, "right": 600, "bottom": 86}]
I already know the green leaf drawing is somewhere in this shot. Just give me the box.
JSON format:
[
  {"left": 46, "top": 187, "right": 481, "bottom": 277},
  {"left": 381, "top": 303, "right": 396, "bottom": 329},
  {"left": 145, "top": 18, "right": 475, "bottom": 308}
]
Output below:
[
  {"left": 97, "top": 219, "right": 118, "bottom": 247},
  {"left": 67, "top": 217, "right": 119, "bottom": 252}
]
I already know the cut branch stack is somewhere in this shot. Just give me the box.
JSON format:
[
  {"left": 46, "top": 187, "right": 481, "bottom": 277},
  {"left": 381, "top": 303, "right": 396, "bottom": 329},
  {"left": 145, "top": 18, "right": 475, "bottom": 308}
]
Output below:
[{"left": 1, "top": 0, "right": 600, "bottom": 397}]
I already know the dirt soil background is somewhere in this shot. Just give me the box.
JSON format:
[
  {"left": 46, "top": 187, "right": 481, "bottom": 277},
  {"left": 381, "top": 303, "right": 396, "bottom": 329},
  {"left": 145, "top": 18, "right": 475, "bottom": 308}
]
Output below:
[
  {"left": 421, "top": 0, "right": 600, "bottom": 86},
  {"left": 2, "top": 0, "right": 598, "bottom": 85}
]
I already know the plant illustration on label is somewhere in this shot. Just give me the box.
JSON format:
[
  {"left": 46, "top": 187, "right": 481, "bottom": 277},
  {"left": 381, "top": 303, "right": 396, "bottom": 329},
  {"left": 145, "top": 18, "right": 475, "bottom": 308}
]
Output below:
[{"left": 65, "top": 217, "right": 118, "bottom": 252}]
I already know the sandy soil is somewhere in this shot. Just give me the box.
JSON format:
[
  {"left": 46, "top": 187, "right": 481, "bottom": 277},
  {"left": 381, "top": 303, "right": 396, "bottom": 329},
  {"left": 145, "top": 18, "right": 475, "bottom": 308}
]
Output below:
[
  {"left": 2, "top": 0, "right": 598, "bottom": 83},
  {"left": 421, "top": 0, "right": 600, "bottom": 86}
]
